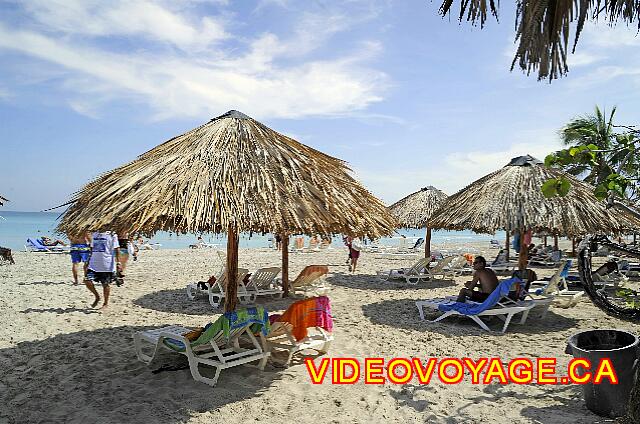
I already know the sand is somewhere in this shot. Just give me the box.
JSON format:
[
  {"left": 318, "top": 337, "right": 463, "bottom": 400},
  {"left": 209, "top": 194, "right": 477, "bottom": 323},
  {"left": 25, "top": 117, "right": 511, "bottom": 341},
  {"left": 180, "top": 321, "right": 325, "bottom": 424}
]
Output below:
[{"left": 0, "top": 243, "right": 635, "bottom": 424}]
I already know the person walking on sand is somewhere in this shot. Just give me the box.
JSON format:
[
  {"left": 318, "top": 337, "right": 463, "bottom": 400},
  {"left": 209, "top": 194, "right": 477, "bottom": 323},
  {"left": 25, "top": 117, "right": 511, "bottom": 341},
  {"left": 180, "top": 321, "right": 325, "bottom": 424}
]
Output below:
[
  {"left": 69, "top": 231, "right": 91, "bottom": 285},
  {"left": 84, "top": 231, "right": 119, "bottom": 309},
  {"left": 345, "top": 236, "right": 362, "bottom": 272}
]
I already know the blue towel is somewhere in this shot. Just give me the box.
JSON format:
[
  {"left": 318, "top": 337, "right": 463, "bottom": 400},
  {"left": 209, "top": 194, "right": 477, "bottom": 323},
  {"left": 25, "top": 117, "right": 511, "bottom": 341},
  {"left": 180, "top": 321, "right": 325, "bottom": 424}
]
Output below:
[
  {"left": 438, "top": 277, "right": 522, "bottom": 315},
  {"left": 560, "top": 260, "right": 572, "bottom": 278}
]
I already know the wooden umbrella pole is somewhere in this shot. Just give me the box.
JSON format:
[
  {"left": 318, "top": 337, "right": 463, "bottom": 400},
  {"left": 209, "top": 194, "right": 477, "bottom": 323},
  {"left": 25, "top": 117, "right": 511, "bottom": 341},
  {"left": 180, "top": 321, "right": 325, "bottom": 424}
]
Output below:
[
  {"left": 572, "top": 237, "right": 576, "bottom": 257},
  {"left": 518, "top": 229, "right": 528, "bottom": 271},
  {"left": 554, "top": 235, "right": 559, "bottom": 250},
  {"left": 224, "top": 225, "right": 239, "bottom": 312},
  {"left": 281, "top": 234, "right": 289, "bottom": 297},
  {"left": 543, "top": 236, "right": 548, "bottom": 247},
  {"left": 505, "top": 233, "right": 510, "bottom": 262},
  {"left": 425, "top": 227, "right": 432, "bottom": 258}
]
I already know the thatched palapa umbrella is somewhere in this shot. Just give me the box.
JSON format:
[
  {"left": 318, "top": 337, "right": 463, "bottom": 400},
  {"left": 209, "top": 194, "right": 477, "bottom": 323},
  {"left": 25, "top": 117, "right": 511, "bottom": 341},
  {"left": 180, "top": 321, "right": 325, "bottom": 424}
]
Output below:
[
  {"left": 389, "top": 186, "right": 447, "bottom": 258},
  {"left": 57, "top": 110, "right": 396, "bottom": 310},
  {"left": 428, "top": 155, "right": 640, "bottom": 271}
]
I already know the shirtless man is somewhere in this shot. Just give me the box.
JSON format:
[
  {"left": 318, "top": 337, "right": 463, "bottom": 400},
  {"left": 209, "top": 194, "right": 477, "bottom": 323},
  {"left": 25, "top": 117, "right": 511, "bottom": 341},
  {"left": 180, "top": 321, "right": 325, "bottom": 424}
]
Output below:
[
  {"left": 69, "top": 232, "right": 91, "bottom": 285},
  {"left": 456, "top": 255, "right": 499, "bottom": 303}
]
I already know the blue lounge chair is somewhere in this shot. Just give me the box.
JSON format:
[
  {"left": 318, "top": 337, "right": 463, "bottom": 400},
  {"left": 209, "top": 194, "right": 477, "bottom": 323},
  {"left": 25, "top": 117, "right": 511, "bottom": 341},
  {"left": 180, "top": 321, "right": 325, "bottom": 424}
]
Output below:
[{"left": 25, "top": 238, "right": 67, "bottom": 253}]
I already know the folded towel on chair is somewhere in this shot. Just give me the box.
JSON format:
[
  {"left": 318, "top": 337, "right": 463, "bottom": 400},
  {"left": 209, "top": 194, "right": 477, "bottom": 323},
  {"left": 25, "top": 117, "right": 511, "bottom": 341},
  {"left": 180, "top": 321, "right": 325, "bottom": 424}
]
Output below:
[{"left": 275, "top": 296, "right": 333, "bottom": 341}]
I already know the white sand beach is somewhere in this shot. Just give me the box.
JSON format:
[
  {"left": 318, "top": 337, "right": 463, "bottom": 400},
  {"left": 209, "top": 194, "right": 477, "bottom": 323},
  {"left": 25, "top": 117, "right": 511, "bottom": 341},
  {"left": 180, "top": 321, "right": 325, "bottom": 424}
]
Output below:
[{"left": 0, "top": 245, "right": 634, "bottom": 424}]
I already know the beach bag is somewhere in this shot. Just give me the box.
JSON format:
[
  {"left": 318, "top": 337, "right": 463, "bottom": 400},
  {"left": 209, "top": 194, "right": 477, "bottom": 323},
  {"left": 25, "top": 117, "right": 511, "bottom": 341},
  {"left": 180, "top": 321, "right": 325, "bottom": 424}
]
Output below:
[{"left": 351, "top": 240, "right": 362, "bottom": 252}]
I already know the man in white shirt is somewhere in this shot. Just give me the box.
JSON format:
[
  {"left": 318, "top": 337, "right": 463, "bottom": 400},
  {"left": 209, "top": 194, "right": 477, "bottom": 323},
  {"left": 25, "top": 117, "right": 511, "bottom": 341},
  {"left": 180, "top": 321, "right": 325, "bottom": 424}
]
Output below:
[{"left": 84, "top": 231, "right": 120, "bottom": 309}]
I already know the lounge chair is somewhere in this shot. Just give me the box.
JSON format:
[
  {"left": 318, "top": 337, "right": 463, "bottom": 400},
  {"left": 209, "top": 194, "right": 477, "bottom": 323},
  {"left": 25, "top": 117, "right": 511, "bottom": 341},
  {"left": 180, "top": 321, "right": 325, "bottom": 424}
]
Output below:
[
  {"left": 246, "top": 267, "right": 283, "bottom": 299},
  {"left": 488, "top": 250, "right": 517, "bottom": 274},
  {"left": 528, "top": 260, "right": 584, "bottom": 309},
  {"left": 415, "top": 277, "right": 535, "bottom": 333},
  {"left": 490, "top": 239, "right": 501, "bottom": 249},
  {"left": 448, "top": 255, "right": 473, "bottom": 276},
  {"left": 425, "top": 256, "right": 458, "bottom": 280},
  {"left": 133, "top": 307, "right": 270, "bottom": 386},
  {"left": 288, "top": 265, "right": 330, "bottom": 296},
  {"left": 266, "top": 296, "right": 333, "bottom": 365},
  {"left": 24, "top": 238, "right": 68, "bottom": 253},
  {"left": 186, "top": 267, "right": 253, "bottom": 308},
  {"left": 377, "top": 257, "right": 432, "bottom": 285}
]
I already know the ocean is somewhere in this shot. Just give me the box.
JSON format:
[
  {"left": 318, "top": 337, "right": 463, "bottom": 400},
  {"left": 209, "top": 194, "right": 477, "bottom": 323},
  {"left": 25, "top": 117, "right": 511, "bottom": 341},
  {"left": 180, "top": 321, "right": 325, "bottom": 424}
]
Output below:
[{"left": 0, "top": 211, "right": 504, "bottom": 251}]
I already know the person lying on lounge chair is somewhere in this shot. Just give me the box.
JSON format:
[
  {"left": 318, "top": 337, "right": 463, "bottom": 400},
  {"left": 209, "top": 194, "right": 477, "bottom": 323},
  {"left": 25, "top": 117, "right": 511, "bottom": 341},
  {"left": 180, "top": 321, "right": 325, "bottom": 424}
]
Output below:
[
  {"left": 456, "top": 255, "right": 499, "bottom": 303},
  {"left": 40, "top": 236, "right": 67, "bottom": 246}
]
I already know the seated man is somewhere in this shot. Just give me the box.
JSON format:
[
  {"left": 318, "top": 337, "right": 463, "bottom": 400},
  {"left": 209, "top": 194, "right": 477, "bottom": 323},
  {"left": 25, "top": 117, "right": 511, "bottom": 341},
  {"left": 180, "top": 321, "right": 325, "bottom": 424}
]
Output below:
[
  {"left": 456, "top": 255, "right": 499, "bottom": 303},
  {"left": 40, "top": 236, "right": 67, "bottom": 246}
]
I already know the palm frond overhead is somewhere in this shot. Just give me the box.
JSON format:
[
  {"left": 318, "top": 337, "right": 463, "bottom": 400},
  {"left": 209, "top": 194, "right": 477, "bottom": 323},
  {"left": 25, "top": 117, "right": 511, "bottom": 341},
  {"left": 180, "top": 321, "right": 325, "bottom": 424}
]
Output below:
[
  {"left": 57, "top": 110, "right": 397, "bottom": 238},
  {"left": 439, "top": 1, "right": 640, "bottom": 81},
  {"left": 0, "top": 195, "right": 7, "bottom": 206},
  {"left": 389, "top": 186, "right": 448, "bottom": 229},
  {"left": 428, "top": 155, "right": 640, "bottom": 236}
]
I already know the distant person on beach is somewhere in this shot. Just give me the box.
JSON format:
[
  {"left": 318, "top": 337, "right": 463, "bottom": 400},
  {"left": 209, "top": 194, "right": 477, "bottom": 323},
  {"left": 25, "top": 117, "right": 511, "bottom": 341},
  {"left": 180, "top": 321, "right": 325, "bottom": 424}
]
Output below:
[
  {"left": 274, "top": 234, "right": 282, "bottom": 251},
  {"left": 344, "top": 236, "right": 361, "bottom": 272},
  {"left": 456, "top": 255, "right": 499, "bottom": 303},
  {"left": 41, "top": 236, "right": 67, "bottom": 246},
  {"left": 85, "top": 231, "right": 119, "bottom": 309},
  {"left": 69, "top": 232, "right": 91, "bottom": 285},
  {"left": 116, "top": 231, "right": 132, "bottom": 283}
]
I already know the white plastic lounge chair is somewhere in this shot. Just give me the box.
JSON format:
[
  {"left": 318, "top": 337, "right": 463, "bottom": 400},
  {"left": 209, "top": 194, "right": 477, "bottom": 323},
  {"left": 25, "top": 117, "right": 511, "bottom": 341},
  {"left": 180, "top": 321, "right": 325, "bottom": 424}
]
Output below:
[
  {"left": 133, "top": 308, "right": 270, "bottom": 386},
  {"left": 488, "top": 250, "right": 517, "bottom": 274},
  {"left": 246, "top": 267, "right": 282, "bottom": 299},
  {"left": 265, "top": 296, "right": 333, "bottom": 365},
  {"left": 377, "top": 257, "right": 431, "bottom": 285},
  {"left": 416, "top": 278, "right": 535, "bottom": 333},
  {"left": 287, "top": 265, "right": 330, "bottom": 296},
  {"left": 528, "top": 260, "right": 583, "bottom": 309},
  {"left": 425, "top": 256, "right": 457, "bottom": 280},
  {"left": 186, "top": 267, "right": 253, "bottom": 308},
  {"left": 448, "top": 255, "right": 473, "bottom": 276}
]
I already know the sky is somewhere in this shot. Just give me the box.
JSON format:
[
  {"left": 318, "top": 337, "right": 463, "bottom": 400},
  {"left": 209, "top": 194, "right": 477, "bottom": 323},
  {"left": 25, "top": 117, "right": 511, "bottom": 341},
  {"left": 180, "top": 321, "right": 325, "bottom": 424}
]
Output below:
[{"left": 1, "top": 0, "right": 640, "bottom": 211}]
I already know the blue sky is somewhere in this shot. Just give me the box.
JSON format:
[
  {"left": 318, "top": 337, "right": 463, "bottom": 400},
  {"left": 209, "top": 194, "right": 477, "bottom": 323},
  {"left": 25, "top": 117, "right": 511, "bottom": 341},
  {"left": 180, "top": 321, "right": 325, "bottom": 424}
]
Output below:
[{"left": 1, "top": 0, "right": 639, "bottom": 211}]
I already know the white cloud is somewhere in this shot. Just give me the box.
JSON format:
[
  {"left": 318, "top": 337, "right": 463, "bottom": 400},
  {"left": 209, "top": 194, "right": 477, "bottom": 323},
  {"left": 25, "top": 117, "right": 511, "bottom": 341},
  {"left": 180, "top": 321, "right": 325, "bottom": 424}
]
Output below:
[
  {"left": 354, "top": 134, "right": 562, "bottom": 204},
  {"left": 21, "top": 0, "right": 229, "bottom": 51},
  {"left": 0, "top": 3, "right": 388, "bottom": 120}
]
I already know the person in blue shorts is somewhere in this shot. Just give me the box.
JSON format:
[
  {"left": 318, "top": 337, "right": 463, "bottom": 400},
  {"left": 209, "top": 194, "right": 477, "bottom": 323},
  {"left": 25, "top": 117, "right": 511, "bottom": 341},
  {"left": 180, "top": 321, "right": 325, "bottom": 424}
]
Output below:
[{"left": 69, "top": 232, "right": 91, "bottom": 285}]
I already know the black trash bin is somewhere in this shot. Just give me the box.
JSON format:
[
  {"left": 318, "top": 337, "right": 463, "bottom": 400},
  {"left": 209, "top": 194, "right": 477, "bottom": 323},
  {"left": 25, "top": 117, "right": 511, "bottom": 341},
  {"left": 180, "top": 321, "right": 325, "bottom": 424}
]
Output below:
[{"left": 566, "top": 329, "right": 639, "bottom": 418}]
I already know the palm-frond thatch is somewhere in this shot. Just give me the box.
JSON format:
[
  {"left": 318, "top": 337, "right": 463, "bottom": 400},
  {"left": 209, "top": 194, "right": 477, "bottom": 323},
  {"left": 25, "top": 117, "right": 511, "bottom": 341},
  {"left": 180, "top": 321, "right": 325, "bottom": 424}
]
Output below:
[
  {"left": 0, "top": 195, "right": 7, "bottom": 206},
  {"left": 439, "top": 1, "right": 640, "bottom": 81},
  {"left": 57, "top": 110, "right": 397, "bottom": 238},
  {"left": 428, "top": 155, "right": 640, "bottom": 236},
  {"left": 389, "top": 186, "right": 448, "bottom": 229}
]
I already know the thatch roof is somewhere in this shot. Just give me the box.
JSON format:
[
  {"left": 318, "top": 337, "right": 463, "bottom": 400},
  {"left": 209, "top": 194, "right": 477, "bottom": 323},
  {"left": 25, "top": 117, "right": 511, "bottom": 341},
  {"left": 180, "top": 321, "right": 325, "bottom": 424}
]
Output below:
[
  {"left": 57, "top": 110, "right": 397, "bottom": 238},
  {"left": 389, "top": 186, "right": 448, "bottom": 228},
  {"left": 428, "top": 155, "right": 640, "bottom": 236},
  {"left": 0, "top": 195, "right": 7, "bottom": 206}
]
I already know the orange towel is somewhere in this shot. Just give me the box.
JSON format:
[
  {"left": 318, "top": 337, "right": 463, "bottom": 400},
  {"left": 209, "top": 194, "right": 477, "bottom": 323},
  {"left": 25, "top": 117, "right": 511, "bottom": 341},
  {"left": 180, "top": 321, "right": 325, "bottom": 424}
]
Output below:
[{"left": 276, "top": 296, "right": 333, "bottom": 341}]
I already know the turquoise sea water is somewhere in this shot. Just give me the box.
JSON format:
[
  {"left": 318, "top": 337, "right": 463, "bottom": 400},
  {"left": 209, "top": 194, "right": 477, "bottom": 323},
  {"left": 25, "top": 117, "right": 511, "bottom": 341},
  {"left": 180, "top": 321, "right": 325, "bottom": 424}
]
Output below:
[{"left": 0, "top": 211, "right": 504, "bottom": 251}]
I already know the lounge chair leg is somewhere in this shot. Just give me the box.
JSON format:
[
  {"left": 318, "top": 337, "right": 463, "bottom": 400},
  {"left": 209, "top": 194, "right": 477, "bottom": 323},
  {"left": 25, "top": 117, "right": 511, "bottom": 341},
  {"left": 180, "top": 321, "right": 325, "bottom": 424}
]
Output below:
[
  {"left": 469, "top": 316, "right": 491, "bottom": 332},
  {"left": 209, "top": 293, "right": 222, "bottom": 308},
  {"left": 519, "top": 309, "right": 530, "bottom": 324},
  {"left": 189, "top": 358, "right": 221, "bottom": 387},
  {"left": 133, "top": 334, "right": 157, "bottom": 364},
  {"left": 186, "top": 284, "right": 197, "bottom": 300},
  {"left": 415, "top": 302, "right": 426, "bottom": 320},
  {"left": 501, "top": 314, "right": 515, "bottom": 333}
]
